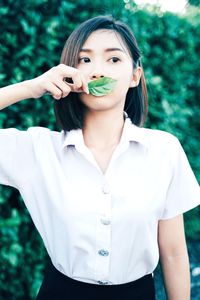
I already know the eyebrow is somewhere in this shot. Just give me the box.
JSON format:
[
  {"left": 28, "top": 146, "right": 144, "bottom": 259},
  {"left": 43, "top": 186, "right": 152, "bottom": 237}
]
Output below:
[{"left": 79, "top": 47, "right": 125, "bottom": 53}]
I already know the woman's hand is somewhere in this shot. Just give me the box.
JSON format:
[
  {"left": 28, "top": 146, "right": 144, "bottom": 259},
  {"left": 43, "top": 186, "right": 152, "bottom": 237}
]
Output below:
[{"left": 29, "top": 64, "right": 89, "bottom": 100}]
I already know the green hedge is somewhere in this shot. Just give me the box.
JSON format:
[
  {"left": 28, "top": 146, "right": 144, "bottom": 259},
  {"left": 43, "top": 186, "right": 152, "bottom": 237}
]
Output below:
[{"left": 0, "top": 1, "right": 199, "bottom": 298}]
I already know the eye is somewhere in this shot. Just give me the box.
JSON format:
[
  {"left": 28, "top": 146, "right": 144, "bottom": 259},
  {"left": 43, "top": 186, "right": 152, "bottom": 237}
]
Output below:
[
  {"left": 110, "top": 57, "right": 121, "bottom": 63},
  {"left": 78, "top": 57, "right": 90, "bottom": 63}
]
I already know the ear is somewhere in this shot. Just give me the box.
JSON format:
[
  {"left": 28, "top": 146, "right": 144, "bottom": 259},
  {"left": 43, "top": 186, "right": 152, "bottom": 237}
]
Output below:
[{"left": 129, "top": 67, "right": 142, "bottom": 88}]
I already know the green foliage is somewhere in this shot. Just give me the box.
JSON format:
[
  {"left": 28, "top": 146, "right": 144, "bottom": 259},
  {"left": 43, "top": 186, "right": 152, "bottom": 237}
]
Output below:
[
  {"left": 0, "top": 0, "right": 199, "bottom": 298},
  {"left": 188, "top": 0, "right": 200, "bottom": 7},
  {"left": 130, "top": 9, "right": 200, "bottom": 180}
]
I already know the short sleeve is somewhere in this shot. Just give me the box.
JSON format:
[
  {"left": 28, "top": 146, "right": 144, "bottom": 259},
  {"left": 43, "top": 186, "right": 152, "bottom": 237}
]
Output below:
[
  {"left": 160, "top": 137, "right": 200, "bottom": 220},
  {"left": 0, "top": 128, "right": 34, "bottom": 188}
]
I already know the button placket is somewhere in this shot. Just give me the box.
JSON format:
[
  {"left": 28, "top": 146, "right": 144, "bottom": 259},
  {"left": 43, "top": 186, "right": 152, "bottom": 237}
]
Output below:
[
  {"left": 94, "top": 178, "right": 112, "bottom": 283},
  {"left": 101, "top": 181, "right": 111, "bottom": 227},
  {"left": 95, "top": 244, "right": 110, "bottom": 282},
  {"left": 102, "top": 182, "right": 110, "bottom": 194}
]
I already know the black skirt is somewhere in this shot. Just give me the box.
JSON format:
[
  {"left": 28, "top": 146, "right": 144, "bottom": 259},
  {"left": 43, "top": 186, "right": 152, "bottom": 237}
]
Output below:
[{"left": 36, "top": 261, "right": 156, "bottom": 300}]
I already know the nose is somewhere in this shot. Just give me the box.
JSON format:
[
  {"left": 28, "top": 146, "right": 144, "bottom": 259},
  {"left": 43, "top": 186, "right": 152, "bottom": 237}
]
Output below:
[
  {"left": 91, "top": 74, "right": 104, "bottom": 79},
  {"left": 90, "top": 62, "right": 105, "bottom": 80}
]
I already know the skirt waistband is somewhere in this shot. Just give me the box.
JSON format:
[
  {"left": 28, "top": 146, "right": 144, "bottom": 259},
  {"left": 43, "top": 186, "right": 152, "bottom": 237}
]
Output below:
[
  {"left": 37, "top": 261, "right": 156, "bottom": 300},
  {"left": 47, "top": 261, "right": 153, "bottom": 289}
]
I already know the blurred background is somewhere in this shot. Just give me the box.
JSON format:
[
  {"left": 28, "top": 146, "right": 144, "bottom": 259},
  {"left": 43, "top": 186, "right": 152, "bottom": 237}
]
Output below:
[{"left": 0, "top": 0, "right": 199, "bottom": 299}]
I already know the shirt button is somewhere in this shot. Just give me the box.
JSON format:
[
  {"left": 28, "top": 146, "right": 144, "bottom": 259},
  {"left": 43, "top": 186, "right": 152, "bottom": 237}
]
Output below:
[
  {"left": 102, "top": 183, "right": 110, "bottom": 194},
  {"left": 98, "top": 249, "right": 109, "bottom": 256},
  {"left": 100, "top": 218, "right": 111, "bottom": 225},
  {"left": 97, "top": 280, "right": 109, "bottom": 285}
]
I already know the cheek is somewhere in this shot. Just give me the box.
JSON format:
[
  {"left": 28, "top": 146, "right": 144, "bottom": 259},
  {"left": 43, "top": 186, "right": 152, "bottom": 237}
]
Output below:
[
  {"left": 117, "top": 64, "right": 133, "bottom": 83},
  {"left": 117, "top": 75, "right": 132, "bottom": 93},
  {"left": 76, "top": 65, "right": 91, "bottom": 81}
]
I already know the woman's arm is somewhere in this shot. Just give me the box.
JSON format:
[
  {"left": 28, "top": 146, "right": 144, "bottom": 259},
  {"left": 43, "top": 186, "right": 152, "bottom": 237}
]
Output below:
[
  {"left": 0, "top": 80, "right": 34, "bottom": 110},
  {"left": 158, "top": 214, "right": 190, "bottom": 300},
  {"left": 0, "top": 64, "right": 89, "bottom": 110}
]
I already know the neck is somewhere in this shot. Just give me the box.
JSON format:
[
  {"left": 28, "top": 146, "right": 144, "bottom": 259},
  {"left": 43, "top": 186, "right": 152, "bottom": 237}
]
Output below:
[{"left": 82, "top": 110, "right": 125, "bottom": 150}]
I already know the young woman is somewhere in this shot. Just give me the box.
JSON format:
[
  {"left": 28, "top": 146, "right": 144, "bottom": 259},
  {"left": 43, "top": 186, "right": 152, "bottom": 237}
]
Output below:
[{"left": 0, "top": 15, "right": 199, "bottom": 300}]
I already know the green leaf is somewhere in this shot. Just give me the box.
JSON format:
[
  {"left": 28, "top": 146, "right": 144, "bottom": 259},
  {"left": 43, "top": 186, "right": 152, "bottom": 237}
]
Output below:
[{"left": 88, "top": 77, "right": 117, "bottom": 96}]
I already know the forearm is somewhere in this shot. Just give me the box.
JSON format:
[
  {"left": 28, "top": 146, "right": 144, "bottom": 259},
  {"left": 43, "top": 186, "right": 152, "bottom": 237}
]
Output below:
[
  {"left": 0, "top": 80, "right": 33, "bottom": 110},
  {"left": 160, "top": 252, "right": 190, "bottom": 300},
  {"left": 0, "top": 64, "right": 88, "bottom": 111}
]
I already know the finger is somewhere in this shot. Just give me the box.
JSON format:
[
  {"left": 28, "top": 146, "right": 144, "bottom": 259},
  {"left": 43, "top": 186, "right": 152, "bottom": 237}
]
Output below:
[
  {"left": 57, "top": 64, "right": 88, "bottom": 94},
  {"left": 70, "top": 71, "right": 84, "bottom": 91},
  {"left": 45, "top": 82, "right": 63, "bottom": 100},
  {"left": 69, "top": 73, "right": 89, "bottom": 94},
  {"left": 58, "top": 64, "right": 83, "bottom": 90},
  {"left": 80, "top": 73, "right": 89, "bottom": 94},
  {"left": 54, "top": 79, "right": 72, "bottom": 98}
]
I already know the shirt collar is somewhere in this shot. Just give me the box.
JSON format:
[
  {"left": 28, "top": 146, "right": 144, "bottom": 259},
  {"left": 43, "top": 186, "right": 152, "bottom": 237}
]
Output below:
[{"left": 61, "top": 117, "right": 147, "bottom": 149}]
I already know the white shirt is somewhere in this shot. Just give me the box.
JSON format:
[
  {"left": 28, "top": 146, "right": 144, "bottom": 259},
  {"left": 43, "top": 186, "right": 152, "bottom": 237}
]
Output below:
[{"left": 0, "top": 117, "right": 199, "bottom": 285}]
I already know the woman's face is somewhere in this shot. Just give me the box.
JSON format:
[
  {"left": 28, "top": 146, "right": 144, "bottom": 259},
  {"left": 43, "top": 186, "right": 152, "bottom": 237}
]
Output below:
[{"left": 77, "top": 29, "right": 141, "bottom": 113}]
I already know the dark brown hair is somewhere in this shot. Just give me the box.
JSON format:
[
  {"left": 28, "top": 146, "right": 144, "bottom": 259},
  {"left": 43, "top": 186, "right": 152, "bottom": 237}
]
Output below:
[{"left": 54, "top": 15, "right": 148, "bottom": 132}]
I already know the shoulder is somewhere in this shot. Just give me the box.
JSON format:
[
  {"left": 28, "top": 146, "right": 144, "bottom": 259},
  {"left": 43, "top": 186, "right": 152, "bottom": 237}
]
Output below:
[
  {"left": 0, "top": 126, "right": 62, "bottom": 146},
  {"left": 139, "top": 127, "right": 180, "bottom": 149},
  {"left": 134, "top": 126, "right": 183, "bottom": 161},
  {"left": 0, "top": 126, "right": 61, "bottom": 136},
  {"left": 27, "top": 126, "right": 60, "bottom": 134},
  {"left": 136, "top": 127, "right": 190, "bottom": 176},
  {"left": 27, "top": 126, "right": 61, "bottom": 138},
  {"left": 27, "top": 127, "right": 63, "bottom": 150}
]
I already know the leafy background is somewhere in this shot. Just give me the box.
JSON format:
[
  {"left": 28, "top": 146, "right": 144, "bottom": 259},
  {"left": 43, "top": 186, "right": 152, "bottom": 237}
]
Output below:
[{"left": 0, "top": 0, "right": 199, "bottom": 299}]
